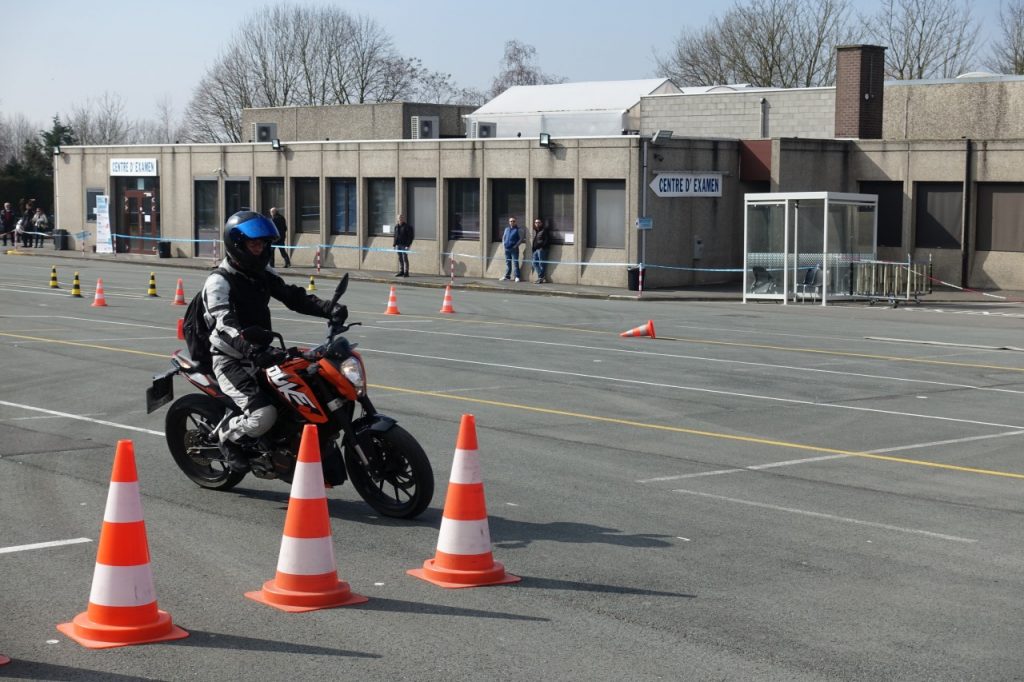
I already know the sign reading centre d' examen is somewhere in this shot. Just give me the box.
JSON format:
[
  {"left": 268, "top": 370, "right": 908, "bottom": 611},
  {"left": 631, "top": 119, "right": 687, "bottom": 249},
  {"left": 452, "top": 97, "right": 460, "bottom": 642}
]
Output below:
[
  {"left": 110, "top": 158, "right": 158, "bottom": 176},
  {"left": 650, "top": 172, "right": 723, "bottom": 197}
]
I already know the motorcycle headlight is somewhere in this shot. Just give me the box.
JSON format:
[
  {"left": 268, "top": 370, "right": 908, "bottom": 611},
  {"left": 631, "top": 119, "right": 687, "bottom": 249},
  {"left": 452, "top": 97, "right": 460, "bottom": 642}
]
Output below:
[{"left": 339, "top": 356, "right": 366, "bottom": 396}]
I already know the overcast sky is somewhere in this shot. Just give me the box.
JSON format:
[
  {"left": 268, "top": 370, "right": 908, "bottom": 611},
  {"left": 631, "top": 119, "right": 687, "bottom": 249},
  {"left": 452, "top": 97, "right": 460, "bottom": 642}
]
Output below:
[{"left": 1, "top": 0, "right": 1004, "bottom": 126}]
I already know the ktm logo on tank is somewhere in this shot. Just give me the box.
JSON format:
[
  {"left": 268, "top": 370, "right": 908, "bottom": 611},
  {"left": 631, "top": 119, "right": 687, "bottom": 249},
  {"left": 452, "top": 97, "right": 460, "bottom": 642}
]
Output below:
[{"left": 266, "top": 366, "right": 319, "bottom": 412}]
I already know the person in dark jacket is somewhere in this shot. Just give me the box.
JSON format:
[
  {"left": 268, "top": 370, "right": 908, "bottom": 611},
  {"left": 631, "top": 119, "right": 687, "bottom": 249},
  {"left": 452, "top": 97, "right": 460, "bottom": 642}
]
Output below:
[
  {"left": 0, "top": 202, "right": 15, "bottom": 246},
  {"left": 268, "top": 207, "right": 291, "bottom": 268},
  {"left": 393, "top": 213, "right": 414, "bottom": 277},
  {"left": 500, "top": 217, "right": 523, "bottom": 281},
  {"left": 530, "top": 217, "right": 551, "bottom": 284},
  {"left": 203, "top": 211, "right": 347, "bottom": 471}
]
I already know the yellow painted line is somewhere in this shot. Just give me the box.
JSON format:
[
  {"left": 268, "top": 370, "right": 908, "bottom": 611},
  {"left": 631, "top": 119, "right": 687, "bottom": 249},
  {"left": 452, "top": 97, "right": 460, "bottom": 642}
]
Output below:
[
  {"left": 371, "top": 383, "right": 1024, "bottom": 481},
  {"left": 4, "top": 329, "right": 1023, "bottom": 481},
  {"left": 0, "top": 332, "right": 169, "bottom": 358}
]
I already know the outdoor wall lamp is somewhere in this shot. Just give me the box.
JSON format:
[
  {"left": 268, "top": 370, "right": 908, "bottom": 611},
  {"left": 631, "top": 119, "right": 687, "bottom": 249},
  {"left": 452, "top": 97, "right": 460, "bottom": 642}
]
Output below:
[
  {"left": 271, "top": 138, "right": 282, "bottom": 151},
  {"left": 651, "top": 130, "right": 673, "bottom": 145},
  {"left": 53, "top": 145, "right": 62, "bottom": 156},
  {"left": 538, "top": 132, "right": 553, "bottom": 150}
]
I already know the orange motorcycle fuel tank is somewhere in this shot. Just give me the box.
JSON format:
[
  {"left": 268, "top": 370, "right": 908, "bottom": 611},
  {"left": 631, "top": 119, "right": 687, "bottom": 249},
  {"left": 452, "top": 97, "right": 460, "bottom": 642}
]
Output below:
[{"left": 264, "top": 358, "right": 328, "bottom": 424}]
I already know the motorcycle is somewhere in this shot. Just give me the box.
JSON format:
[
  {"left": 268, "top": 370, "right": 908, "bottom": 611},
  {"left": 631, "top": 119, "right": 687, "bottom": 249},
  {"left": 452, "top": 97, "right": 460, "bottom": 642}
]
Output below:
[{"left": 146, "top": 274, "right": 433, "bottom": 519}]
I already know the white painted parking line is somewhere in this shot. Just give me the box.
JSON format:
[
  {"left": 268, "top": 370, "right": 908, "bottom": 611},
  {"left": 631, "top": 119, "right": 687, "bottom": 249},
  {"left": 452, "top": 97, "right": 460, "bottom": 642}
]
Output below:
[
  {"left": 0, "top": 400, "right": 163, "bottom": 436},
  {"left": 671, "top": 489, "right": 976, "bottom": 543},
  {"left": 0, "top": 538, "right": 92, "bottom": 554},
  {"left": 637, "top": 431, "right": 1024, "bottom": 483}
]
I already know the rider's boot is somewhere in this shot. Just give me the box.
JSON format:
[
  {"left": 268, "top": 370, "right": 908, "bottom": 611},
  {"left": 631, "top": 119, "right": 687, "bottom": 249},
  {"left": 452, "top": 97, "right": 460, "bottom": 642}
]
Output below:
[{"left": 218, "top": 438, "right": 250, "bottom": 473}]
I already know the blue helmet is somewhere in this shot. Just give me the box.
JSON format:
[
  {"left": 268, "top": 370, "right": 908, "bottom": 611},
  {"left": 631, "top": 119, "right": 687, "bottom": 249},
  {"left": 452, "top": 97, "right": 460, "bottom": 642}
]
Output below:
[{"left": 223, "top": 211, "right": 279, "bottom": 273}]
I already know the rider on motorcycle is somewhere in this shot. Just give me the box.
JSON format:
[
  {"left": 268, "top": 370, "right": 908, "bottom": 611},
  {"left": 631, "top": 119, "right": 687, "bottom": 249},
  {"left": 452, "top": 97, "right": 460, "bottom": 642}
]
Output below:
[{"left": 205, "top": 211, "right": 347, "bottom": 472}]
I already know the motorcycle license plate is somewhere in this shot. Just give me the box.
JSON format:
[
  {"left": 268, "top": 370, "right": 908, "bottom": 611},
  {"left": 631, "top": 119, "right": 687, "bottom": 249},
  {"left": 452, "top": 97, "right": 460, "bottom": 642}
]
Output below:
[{"left": 145, "top": 369, "right": 175, "bottom": 414}]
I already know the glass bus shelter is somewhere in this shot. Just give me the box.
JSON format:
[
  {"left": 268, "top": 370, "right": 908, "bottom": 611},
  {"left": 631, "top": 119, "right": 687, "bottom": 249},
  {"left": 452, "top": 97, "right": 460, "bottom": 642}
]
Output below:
[{"left": 743, "top": 192, "right": 877, "bottom": 305}]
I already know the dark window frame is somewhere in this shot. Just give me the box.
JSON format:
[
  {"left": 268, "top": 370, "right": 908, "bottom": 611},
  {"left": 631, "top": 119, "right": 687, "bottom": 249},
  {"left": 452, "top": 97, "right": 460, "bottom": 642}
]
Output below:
[
  {"left": 447, "top": 179, "right": 480, "bottom": 241},
  {"left": 329, "top": 178, "right": 357, "bottom": 235},
  {"left": 914, "top": 182, "right": 962, "bottom": 249},
  {"left": 585, "top": 179, "right": 626, "bottom": 249},
  {"left": 367, "top": 178, "right": 396, "bottom": 236},
  {"left": 292, "top": 177, "right": 321, "bottom": 234}
]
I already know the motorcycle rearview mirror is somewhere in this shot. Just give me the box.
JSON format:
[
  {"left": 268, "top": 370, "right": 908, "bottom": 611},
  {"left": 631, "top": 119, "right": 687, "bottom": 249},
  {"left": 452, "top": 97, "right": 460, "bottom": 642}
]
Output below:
[
  {"left": 329, "top": 273, "right": 349, "bottom": 309},
  {"left": 241, "top": 326, "right": 274, "bottom": 346}
]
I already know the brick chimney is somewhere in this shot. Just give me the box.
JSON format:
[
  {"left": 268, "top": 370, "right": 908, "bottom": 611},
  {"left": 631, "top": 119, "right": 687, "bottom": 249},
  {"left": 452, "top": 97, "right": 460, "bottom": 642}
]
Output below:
[{"left": 834, "top": 45, "right": 886, "bottom": 139}]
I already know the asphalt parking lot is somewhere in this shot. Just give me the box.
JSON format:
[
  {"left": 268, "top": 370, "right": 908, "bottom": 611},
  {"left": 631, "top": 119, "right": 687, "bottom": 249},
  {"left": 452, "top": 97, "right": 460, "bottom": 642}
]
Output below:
[{"left": 3, "top": 253, "right": 1024, "bottom": 681}]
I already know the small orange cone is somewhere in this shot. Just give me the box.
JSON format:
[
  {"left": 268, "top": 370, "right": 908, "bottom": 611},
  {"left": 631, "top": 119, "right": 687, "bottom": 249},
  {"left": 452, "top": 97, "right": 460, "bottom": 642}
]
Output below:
[
  {"left": 176, "top": 318, "right": 185, "bottom": 340},
  {"left": 408, "top": 414, "right": 520, "bottom": 588},
  {"left": 439, "top": 285, "right": 455, "bottom": 314},
  {"left": 91, "top": 278, "right": 108, "bottom": 307},
  {"left": 246, "top": 424, "right": 368, "bottom": 612},
  {"left": 384, "top": 286, "right": 400, "bottom": 315},
  {"left": 620, "top": 320, "right": 656, "bottom": 339},
  {"left": 57, "top": 440, "right": 188, "bottom": 649},
  {"left": 171, "top": 278, "right": 186, "bottom": 306}
]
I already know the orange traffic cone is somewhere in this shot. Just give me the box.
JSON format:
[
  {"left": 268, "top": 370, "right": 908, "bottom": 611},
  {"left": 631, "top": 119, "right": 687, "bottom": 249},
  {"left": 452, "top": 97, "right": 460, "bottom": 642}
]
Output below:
[
  {"left": 176, "top": 318, "right": 185, "bottom": 340},
  {"left": 171, "top": 278, "right": 186, "bottom": 306},
  {"left": 408, "top": 414, "right": 520, "bottom": 588},
  {"left": 620, "top": 320, "right": 656, "bottom": 339},
  {"left": 246, "top": 424, "right": 368, "bottom": 612},
  {"left": 57, "top": 440, "right": 188, "bottom": 649},
  {"left": 439, "top": 285, "right": 455, "bottom": 314},
  {"left": 91, "top": 278, "right": 108, "bottom": 307},
  {"left": 384, "top": 286, "right": 400, "bottom": 315}
]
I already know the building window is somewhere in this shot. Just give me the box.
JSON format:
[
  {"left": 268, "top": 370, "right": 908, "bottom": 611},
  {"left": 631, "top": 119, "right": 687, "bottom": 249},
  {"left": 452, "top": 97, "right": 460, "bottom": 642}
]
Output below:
[
  {"left": 194, "top": 180, "right": 218, "bottom": 258},
  {"left": 85, "top": 188, "right": 104, "bottom": 223},
  {"left": 330, "top": 179, "right": 357, "bottom": 235},
  {"left": 447, "top": 179, "right": 480, "bottom": 240},
  {"left": 538, "top": 179, "right": 575, "bottom": 244},
  {"left": 860, "top": 181, "right": 903, "bottom": 248},
  {"left": 586, "top": 180, "right": 625, "bottom": 248},
  {"left": 259, "top": 177, "right": 284, "bottom": 217},
  {"left": 491, "top": 179, "right": 525, "bottom": 242},
  {"left": 293, "top": 178, "right": 320, "bottom": 233},
  {"left": 914, "top": 182, "right": 961, "bottom": 249},
  {"left": 976, "top": 183, "right": 1024, "bottom": 252},
  {"left": 224, "top": 179, "right": 251, "bottom": 216},
  {"left": 367, "top": 178, "right": 395, "bottom": 236},
  {"left": 406, "top": 179, "right": 436, "bottom": 241}
]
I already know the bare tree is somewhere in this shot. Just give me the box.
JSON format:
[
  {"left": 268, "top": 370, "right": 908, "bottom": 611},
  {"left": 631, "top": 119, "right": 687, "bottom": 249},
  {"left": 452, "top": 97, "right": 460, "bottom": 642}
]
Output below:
[
  {"left": 133, "top": 96, "right": 187, "bottom": 144},
  {"left": 656, "top": 0, "right": 859, "bottom": 87},
  {"left": 183, "top": 4, "right": 467, "bottom": 142},
  {"left": 0, "top": 113, "right": 41, "bottom": 165},
  {"left": 68, "top": 92, "right": 134, "bottom": 145},
  {"left": 862, "top": 0, "right": 980, "bottom": 79},
  {"left": 986, "top": 0, "right": 1024, "bottom": 74},
  {"left": 489, "top": 40, "right": 566, "bottom": 98}
]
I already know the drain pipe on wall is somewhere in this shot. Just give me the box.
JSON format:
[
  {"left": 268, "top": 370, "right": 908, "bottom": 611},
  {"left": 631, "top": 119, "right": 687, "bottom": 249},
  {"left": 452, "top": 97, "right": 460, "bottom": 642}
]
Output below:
[{"left": 960, "top": 138, "right": 972, "bottom": 287}]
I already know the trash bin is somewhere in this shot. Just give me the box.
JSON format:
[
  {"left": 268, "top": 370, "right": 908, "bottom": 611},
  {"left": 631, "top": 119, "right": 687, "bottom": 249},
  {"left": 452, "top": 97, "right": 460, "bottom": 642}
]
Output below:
[
  {"left": 157, "top": 241, "right": 172, "bottom": 258},
  {"left": 53, "top": 229, "right": 69, "bottom": 251},
  {"left": 627, "top": 266, "right": 646, "bottom": 291}
]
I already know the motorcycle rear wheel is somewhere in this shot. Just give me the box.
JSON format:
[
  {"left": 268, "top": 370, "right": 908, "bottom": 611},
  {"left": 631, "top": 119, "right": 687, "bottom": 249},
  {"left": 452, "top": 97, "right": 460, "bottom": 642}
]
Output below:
[
  {"left": 345, "top": 424, "right": 433, "bottom": 519},
  {"left": 165, "top": 394, "right": 246, "bottom": 490}
]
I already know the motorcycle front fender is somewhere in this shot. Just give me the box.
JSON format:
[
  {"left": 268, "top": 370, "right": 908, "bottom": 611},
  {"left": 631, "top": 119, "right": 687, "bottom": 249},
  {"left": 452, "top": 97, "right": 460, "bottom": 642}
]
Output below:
[{"left": 351, "top": 413, "right": 396, "bottom": 436}]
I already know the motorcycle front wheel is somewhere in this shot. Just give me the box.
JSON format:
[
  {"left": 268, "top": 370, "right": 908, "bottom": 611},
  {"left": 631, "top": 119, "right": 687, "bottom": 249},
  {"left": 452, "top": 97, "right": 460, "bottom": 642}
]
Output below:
[
  {"left": 165, "top": 394, "right": 246, "bottom": 491},
  {"left": 345, "top": 424, "right": 434, "bottom": 519}
]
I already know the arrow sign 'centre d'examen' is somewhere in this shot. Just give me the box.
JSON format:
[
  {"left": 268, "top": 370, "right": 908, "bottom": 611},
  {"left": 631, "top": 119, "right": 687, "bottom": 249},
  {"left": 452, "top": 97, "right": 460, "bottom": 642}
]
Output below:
[{"left": 650, "top": 172, "right": 724, "bottom": 198}]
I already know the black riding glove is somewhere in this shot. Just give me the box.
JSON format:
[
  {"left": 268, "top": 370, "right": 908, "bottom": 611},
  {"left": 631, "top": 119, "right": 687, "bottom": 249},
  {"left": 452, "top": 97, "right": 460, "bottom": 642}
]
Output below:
[
  {"left": 330, "top": 304, "right": 348, "bottom": 325},
  {"left": 252, "top": 347, "right": 288, "bottom": 368}
]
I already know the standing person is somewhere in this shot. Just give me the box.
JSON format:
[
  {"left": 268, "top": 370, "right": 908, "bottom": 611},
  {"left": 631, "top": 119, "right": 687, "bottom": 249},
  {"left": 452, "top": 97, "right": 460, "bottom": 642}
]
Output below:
[
  {"left": 31, "top": 207, "right": 49, "bottom": 247},
  {"left": 268, "top": 207, "right": 291, "bottom": 268},
  {"left": 500, "top": 216, "right": 522, "bottom": 282},
  {"left": 0, "top": 202, "right": 15, "bottom": 247},
  {"left": 393, "top": 213, "right": 414, "bottom": 277},
  {"left": 20, "top": 200, "right": 35, "bottom": 248},
  {"left": 530, "top": 217, "right": 551, "bottom": 284},
  {"left": 202, "top": 211, "right": 347, "bottom": 471}
]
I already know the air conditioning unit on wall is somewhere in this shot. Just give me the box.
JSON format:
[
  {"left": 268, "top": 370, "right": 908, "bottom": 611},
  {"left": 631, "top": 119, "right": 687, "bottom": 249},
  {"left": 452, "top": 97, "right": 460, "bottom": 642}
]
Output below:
[
  {"left": 411, "top": 115, "right": 439, "bottom": 139},
  {"left": 471, "top": 121, "right": 497, "bottom": 138},
  {"left": 253, "top": 123, "right": 277, "bottom": 143}
]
